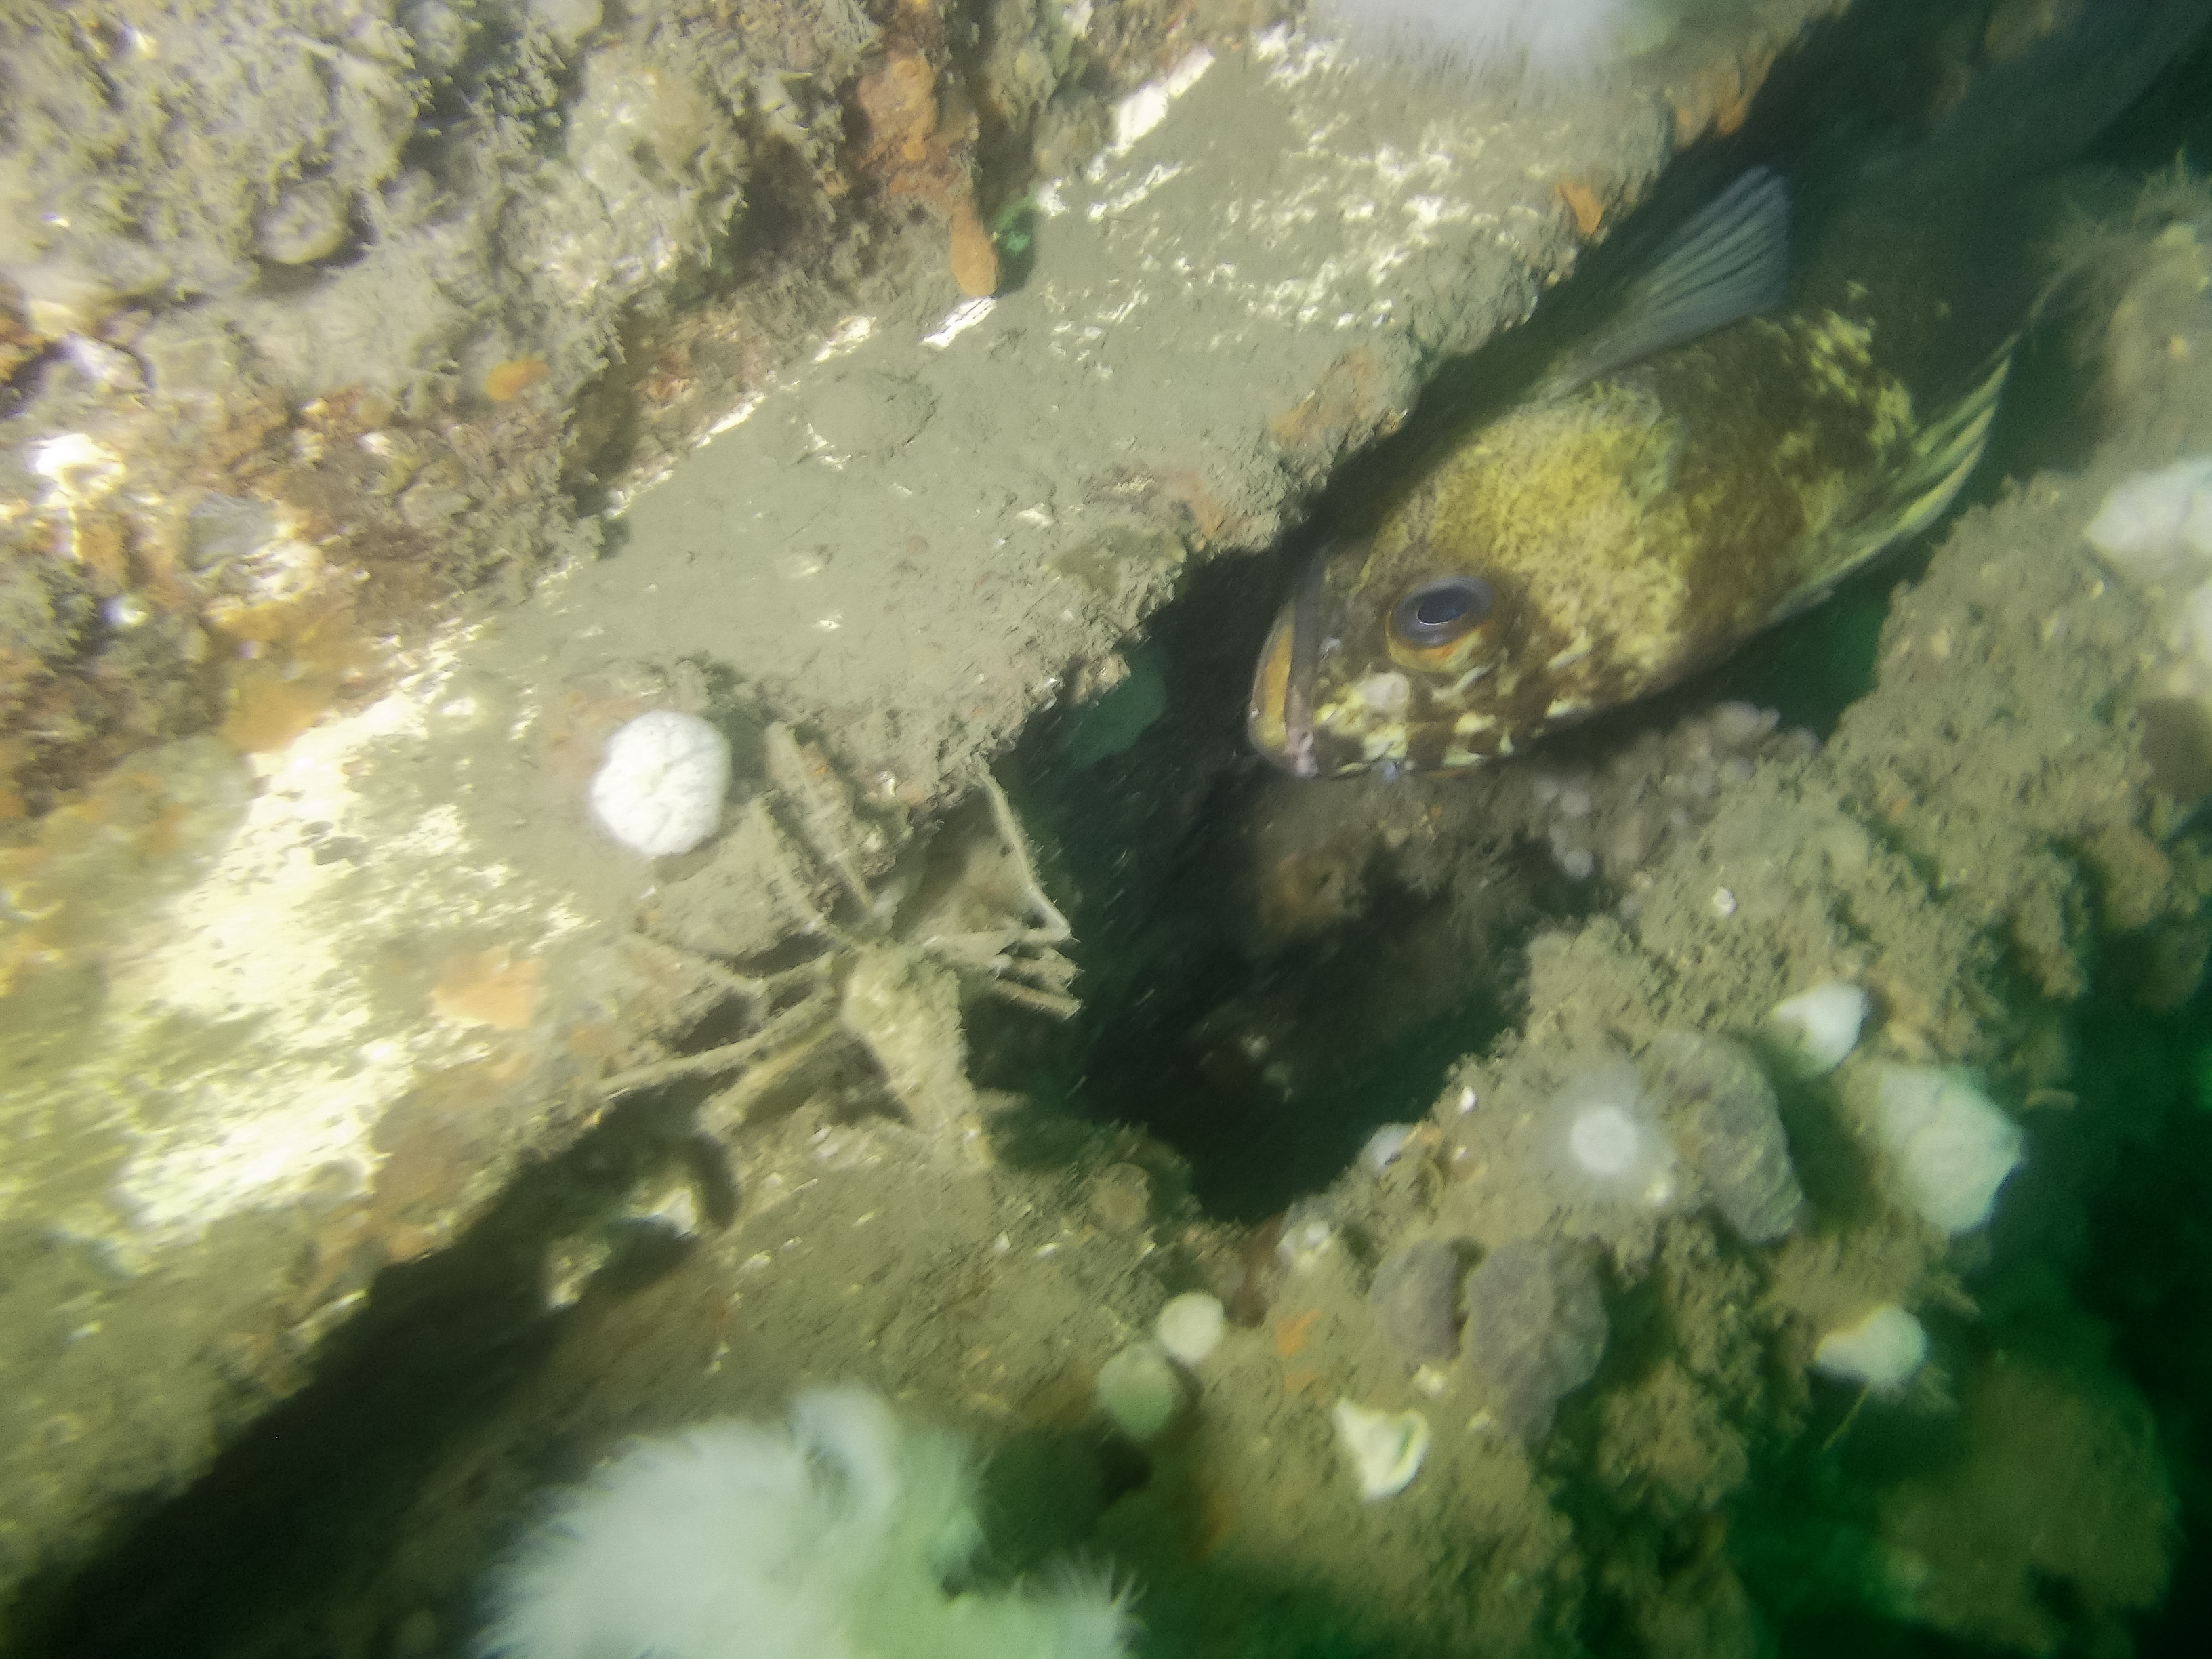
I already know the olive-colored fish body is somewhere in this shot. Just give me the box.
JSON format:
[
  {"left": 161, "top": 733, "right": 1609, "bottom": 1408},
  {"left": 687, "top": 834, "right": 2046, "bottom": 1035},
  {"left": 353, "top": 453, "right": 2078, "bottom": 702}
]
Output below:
[{"left": 1250, "top": 171, "right": 2010, "bottom": 779}]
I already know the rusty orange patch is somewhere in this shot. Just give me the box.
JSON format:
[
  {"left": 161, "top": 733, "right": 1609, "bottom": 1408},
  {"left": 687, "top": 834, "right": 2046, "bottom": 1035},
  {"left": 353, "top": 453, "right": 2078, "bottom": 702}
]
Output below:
[
  {"left": 483, "top": 356, "right": 549, "bottom": 401},
  {"left": 222, "top": 670, "right": 339, "bottom": 753},
  {"left": 1266, "top": 346, "right": 1398, "bottom": 478},
  {"left": 1273, "top": 1308, "right": 1320, "bottom": 1358},
  {"left": 1555, "top": 177, "right": 1605, "bottom": 238},
  {"left": 949, "top": 199, "right": 1000, "bottom": 298},
  {"left": 1673, "top": 44, "right": 1779, "bottom": 147},
  {"left": 432, "top": 947, "right": 541, "bottom": 1030}
]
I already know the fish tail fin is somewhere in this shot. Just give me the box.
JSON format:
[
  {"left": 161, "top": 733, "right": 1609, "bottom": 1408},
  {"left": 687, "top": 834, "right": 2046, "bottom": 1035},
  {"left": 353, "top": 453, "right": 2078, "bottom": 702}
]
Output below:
[{"left": 1537, "top": 168, "right": 1792, "bottom": 398}]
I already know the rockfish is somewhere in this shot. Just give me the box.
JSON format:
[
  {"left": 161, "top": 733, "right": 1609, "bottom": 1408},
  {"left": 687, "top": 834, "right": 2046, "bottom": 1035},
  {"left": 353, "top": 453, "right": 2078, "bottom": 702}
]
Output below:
[{"left": 1248, "top": 168, "right": 2011, "bottom": 778}]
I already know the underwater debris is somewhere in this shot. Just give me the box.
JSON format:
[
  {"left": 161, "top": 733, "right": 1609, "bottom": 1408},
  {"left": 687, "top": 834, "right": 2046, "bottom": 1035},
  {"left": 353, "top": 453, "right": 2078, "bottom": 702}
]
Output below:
[
  {"left": 1872, "top": 1065, "right": 2025, "bottom": 1235},
  {"left": 1461, "top": 1239, "right": 1608, "bottom": 1440},
  {"left": 1645, "top": 1031, "right": 1807, "bottom": 1244},
  {"left": 1811, "top": 1302, "right": 1927, "bottom": 1391},
  {"left": 1764, "top": 982, "right": 1870, "bottom": 1078},
  {"left": 1331, "top": 1399, "right": 1432, "bottom": 1502},
  {"left": 1369, "top": 1238, "right": 1466, "bottom": 1365}
]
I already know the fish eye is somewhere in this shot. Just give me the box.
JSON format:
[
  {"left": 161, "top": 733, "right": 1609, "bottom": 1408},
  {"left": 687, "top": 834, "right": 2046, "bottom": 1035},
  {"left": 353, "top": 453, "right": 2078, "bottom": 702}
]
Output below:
[{"left": 1390, "top": 575, "right": 1494, "bottom": 649}]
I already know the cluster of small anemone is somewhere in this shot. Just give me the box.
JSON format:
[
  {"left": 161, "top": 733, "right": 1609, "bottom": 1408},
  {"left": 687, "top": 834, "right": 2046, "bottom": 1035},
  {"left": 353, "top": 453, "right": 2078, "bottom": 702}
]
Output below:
[{"left": 1341, "top": 977, "right": 2032, "bottom": 1475}]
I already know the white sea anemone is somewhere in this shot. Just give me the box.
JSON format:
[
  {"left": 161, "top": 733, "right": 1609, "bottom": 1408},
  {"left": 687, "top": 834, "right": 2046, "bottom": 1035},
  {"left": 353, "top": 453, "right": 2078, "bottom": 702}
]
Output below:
[
  {"left": 1547, "top": 1054, "right": 1677, "bottom": 1209},
  {"left": 1812, "top": 1303, "right": 1927, "bottom": 1391},
  {"left": 1873, "top": 1065, "right": 2024, "bottom": 1235},
  {"left": 2083, "top": 455, "right": 2212, "bottom": 581},
  {"left": 1309, "top": 0, "right": 1669, "bottom": 89},
  {"left": 589, "top": 708, "right": 731, "bottom": 857},
  {"left": 476, "top": 1386, "right": 1134, "bottom": 1659},
  {"left": 1766, "top": 982, "right": 1870, "bottom": 1077}
]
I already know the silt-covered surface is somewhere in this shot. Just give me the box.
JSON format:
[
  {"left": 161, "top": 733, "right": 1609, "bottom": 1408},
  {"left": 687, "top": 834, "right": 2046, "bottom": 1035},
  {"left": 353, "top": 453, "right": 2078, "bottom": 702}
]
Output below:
[{"left": 5, "top": 3, "right": 2212, "bottom": 1656}]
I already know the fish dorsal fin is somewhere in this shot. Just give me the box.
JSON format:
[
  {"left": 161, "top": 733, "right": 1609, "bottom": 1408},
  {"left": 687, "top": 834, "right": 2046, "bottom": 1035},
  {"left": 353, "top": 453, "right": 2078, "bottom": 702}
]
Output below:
[
  {"left": 1538, "top": 169, "right": 1792, "bottom": 399},
  {"left": 1773, "top": 339, "right": 2017, "bottom": 622}
]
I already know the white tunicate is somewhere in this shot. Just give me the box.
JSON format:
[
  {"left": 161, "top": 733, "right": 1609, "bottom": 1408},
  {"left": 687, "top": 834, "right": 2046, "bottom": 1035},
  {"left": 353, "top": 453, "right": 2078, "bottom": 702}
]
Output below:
[
  {"left": 1153, "top": 1292, "right": 1225, "bottom": 1367},
  {"left": 1096, "top": 1340, "right": 1182, "bottom": 1440},
  {"left": 589, "top": 709, "right": 732, "bottom": 857},
  {"left": 1873, "top": 1065, "right": 2024, "bottom": 1234},
  {"left": 2083, "top": 455, "right": 2212, "bottom": 580},
  {"left": 1767, "top": 982, "right": 1869, "bottom": 1076},
  {"left": 1331, "top": 1400, "right": 1430, "bottom": 1500},
  {"left": 1812, "top": 1303, "right": 1927, "bottom": 1389},
  {"left": 1557, "top": 846, "right": 1596, "bottom": 881}
]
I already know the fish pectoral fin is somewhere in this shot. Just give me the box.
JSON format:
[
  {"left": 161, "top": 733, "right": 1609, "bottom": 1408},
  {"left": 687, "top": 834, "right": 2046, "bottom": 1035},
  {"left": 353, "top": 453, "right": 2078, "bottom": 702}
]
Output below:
[
  {"left": 1882, "top": 342, "right": 2015, "bottom": 543},
  {"left": 1538, "top": 169, "right": 1792, "bottom": 399},
  {"left": 1774, "top": 337, "right": 2018, "bottom": 621}
]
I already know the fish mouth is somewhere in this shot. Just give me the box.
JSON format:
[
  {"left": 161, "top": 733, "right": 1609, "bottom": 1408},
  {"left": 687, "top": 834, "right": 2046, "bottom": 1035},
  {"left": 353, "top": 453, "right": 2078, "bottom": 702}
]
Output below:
[{"left": 1247, "top": 545, "right": 1336, "bottom": 778}]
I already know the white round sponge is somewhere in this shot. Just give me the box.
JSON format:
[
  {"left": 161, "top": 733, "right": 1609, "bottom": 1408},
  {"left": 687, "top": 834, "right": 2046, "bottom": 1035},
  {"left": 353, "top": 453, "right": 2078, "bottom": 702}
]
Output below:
[{"left": 589, "top": 709, "right": 731, "bottom": 857}]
